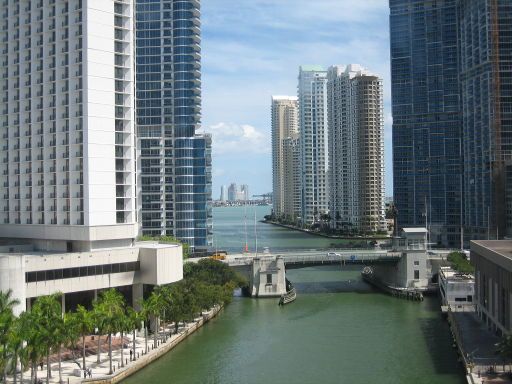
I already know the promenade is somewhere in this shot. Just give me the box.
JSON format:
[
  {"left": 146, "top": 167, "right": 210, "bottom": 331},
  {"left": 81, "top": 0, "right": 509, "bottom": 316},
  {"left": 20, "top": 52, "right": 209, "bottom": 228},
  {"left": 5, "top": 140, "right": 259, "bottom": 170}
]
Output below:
[{"left": 5, "top": 306, "right": 222, "bottom": 384}]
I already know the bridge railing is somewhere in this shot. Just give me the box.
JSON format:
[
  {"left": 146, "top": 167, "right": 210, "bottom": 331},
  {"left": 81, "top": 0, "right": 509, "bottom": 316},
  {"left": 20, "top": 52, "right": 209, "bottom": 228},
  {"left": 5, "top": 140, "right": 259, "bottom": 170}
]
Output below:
[{"left": 282, "top": 252, "right": 401, "bottom": 264}]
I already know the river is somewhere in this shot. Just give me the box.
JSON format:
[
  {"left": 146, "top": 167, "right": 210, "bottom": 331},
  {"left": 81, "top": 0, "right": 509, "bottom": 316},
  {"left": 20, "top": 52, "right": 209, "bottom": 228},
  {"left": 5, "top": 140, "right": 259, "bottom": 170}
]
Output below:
[{"left": 123, "top": 206, "right": 465, "bottom": 384}]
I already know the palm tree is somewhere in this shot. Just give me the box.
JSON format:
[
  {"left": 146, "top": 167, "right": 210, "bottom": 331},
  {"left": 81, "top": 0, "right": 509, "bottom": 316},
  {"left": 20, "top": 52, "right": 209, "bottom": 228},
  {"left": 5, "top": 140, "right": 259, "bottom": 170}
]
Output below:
[
  {"left": 73, "top": 305, "right": 93, "bottom": 374},
  {"left": 0, "top": 289, "right": 19, "bottom": 382},
  {"left": 31, "top": 293, "right": 62, "bottom": 384},
  {"left": 19, "top": 310, "right": 44, "bottom": 384},
  {"left": 92, "top": 300, "right": 106, "bottom": 364},
  {"left": 144, "top": 290, "right": 164, "bottom": 348},
  {"left": 97, "top": 289, "right": 125, "bottom": 375},
  {"left": 140, "top": 299, "right": 151, "bottom": 353},
  {"left": 125, "top": 307, "right": 140, "bottom": 361},
  {"left": 7, "top": 317, "right": 25, "bottom": 384},
  {"left": 57, "top": 313, "right": 79, "bottom": 384},
  {"left": 118, "top": 311, "right": 131, "bottom": 368}
]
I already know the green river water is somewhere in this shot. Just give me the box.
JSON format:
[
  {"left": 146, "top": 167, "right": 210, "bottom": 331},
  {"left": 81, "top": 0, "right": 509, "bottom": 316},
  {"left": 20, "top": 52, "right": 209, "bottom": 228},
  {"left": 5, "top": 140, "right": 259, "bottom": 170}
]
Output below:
[{"left": 123, "top": 206, "right": 465, "bottom": 384}]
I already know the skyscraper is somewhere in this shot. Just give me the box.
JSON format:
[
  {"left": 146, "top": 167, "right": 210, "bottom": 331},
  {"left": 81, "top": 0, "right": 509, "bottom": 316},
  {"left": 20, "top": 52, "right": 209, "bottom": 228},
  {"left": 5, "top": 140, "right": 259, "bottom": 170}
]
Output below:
[
  {"left": 220, "top": 185, "right": 227, "bottom": 202},
  {"left": 459, "top": 0, "right": 512, "bottom": 239},
  {"left": 389, "top": 0, "right": 462, "bottom": 247},
  {"left": 135, "top": 0, "right": 212, "bottom": 251},
  {"left": 327, "top": 65, "right": 385, "bottom": 233},
  {"left": 228, "top": 183, "right": 237, "bottom": 202},
  {"left": 0, "top": 0, "right": 137, "bottom": 247},
  {"left": 298, "top": 66, "right": 329, "bottom": 226},
  {"left": 271, "top": 96, "right": 299, "bottom": 220},
  {"left": 0, "top": 0, "right": 184, "bottom": 314},
  {"left": 240, "top": 184, "right": 249, "bottom": 201}
]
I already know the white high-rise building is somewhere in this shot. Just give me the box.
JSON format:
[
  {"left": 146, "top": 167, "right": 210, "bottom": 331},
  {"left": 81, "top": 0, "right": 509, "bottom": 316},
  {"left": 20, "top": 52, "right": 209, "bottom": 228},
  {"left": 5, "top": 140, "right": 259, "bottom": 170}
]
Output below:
[
  {"left": 298, "top": 66, "right": 329, "bottom": 225},
  {"left": 220, "top": 185, "right": 227, "bottom": 202},
  {"left": 327, "top": 64, "right": 385, "bottom": 233},
  {"left": 240, "top": 184, "right": 249, "bottom": 201},
  {"left": 0, "top": 0, "right": 137, "bottom": 250},
  {"left": 228, "top": 183, "right": 237, "bottom": 202},
  {"left": 271, "top": 96, "right": 299, "bottom": 220},
  {"left": 0, "top": 0, "right": 183, "bottom": 314}
]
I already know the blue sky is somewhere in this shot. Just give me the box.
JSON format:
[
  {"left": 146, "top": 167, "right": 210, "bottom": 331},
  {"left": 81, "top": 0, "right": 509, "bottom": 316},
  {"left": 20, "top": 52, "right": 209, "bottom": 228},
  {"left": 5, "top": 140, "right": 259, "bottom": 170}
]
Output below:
[{"left": 200, "top": 0, "right": 392, "bottom": 198}]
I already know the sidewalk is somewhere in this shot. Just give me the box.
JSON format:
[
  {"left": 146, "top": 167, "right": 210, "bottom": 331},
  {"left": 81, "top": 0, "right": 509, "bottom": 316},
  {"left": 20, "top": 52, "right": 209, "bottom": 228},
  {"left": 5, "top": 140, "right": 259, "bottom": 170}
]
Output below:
[
  {"left": 448, "top": 311, "right": 512, "bottom": 384},
  {"left": 5, "top": 306, "right": 221, "bottom": 384}
]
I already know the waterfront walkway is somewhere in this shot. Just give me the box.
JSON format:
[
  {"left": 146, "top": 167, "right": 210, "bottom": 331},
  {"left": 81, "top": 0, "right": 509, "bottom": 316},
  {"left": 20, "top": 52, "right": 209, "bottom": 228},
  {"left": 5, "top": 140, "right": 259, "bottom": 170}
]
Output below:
[
  {"left": 449, "top": 311, "right": 512, "bottom": 384},
  {"left": 5, "top": 306, "right": 221, "bottom": 384}
]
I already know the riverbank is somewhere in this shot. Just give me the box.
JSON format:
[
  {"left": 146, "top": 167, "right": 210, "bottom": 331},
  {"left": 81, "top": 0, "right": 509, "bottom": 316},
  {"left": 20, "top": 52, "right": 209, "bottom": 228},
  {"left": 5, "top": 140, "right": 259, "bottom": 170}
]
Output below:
[
  {"left": 261, "top": 220, "right": 390, "bottom": 241},
  {"left": 4, "top": 306, "right": 222, "bottom": 384},
  {"left": 447, "top": 310, "right": 512, "bottom": 384}
]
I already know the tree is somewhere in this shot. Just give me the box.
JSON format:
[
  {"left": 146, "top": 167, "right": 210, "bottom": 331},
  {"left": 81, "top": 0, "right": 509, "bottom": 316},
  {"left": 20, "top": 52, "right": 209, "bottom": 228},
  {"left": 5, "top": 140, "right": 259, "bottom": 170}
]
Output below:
[
  {"left": 92, "top": 299, "right": 107, "bottom": 365},
  {"left": 0, "top": 289, "right": 19, "bottom": 382},
  {"left": 96, "top": 289, "right": 125, "bottom": 375},
  {"left": 31, "top": 294, "right": 62, "bottom": 384},
  {"left": 126, "top": 307, "right": 141, "bottom": 361},
  {"left": 497, "top": 335, "right": 512, "bottom": 359},
  {"left": 72, "top": 304, "right": 93, "bottom": 375}
]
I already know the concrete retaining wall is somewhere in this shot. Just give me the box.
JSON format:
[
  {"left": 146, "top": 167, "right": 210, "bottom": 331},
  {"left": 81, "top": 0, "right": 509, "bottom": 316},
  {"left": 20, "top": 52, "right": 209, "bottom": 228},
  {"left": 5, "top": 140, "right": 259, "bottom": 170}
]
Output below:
[{"left": 82, "top": 306, "right": 223, "bottom": 384}]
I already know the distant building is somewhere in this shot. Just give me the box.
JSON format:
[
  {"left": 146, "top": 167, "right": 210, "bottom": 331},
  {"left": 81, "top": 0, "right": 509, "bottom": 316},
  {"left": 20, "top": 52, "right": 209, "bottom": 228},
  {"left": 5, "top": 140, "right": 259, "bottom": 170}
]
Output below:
[
  {"left": 282, "top": 137, "right": 301, "bottom": 221},
  {"left": 298, "top": 66, "right": 329, "bottom": 225},
  {"left": 240, "top": 184, "right": 250, "bottom": 201},
  {"left": 471, "top": 240, "right": 512, "bottom": 335},
  {"left": 220, "top": 185, "right": 227, "bottom": 202},
  {"left": 327, "top": 64, "right": 385, "bottom": 233},
  {"left": 228, "top": 183, "right": 237, "bottom": 202},
  {"left": 271, "top": 96, "right": 299, "bottom": 220}
]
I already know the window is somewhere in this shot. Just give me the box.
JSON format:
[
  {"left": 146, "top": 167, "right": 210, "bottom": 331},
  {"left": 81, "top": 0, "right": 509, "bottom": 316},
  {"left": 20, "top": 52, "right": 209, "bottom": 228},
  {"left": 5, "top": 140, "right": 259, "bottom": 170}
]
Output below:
[
  {"left": 414, "top": 270, "right": 420, "bottom": 279},
  {"left": 414, "top": 260, "right": 419, "bottom": 266},
  {"left": 266, "top": 274, "right": 272, "bottom": 285}
]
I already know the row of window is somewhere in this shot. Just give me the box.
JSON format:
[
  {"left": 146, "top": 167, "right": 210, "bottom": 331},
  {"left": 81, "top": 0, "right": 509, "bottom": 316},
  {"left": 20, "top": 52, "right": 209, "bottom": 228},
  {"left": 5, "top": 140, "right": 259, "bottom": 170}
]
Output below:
[{"left": 25, "top": 261, "right": 140, "bottom": 283}]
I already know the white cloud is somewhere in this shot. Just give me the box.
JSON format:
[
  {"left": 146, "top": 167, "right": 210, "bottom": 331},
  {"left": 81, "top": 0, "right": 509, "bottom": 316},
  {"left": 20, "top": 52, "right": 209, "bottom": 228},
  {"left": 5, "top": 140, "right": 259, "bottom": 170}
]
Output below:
[{"left": 206, "top": 122, "right": 270, "bottom": 155}]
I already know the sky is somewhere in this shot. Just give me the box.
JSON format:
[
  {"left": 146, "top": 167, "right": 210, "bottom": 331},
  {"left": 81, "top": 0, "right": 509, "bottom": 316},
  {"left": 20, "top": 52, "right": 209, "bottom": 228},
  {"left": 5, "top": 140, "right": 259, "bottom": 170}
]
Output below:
[{"left": 200, "top": 0, "right": 392, "bottom": 198}]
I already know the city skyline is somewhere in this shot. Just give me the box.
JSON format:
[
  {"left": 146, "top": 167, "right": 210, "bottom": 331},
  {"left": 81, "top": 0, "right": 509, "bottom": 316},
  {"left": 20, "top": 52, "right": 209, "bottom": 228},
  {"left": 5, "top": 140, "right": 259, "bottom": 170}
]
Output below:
[{"left": 201, "top": 0, "right": 392, "bottom": 196}]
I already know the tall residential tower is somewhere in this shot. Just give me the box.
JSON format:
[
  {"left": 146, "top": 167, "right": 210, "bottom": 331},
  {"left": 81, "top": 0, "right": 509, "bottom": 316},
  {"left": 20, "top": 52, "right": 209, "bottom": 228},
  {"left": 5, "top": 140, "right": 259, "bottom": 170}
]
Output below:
[
  {"left": 135, "top": 0, "right": 212, "bottom": 251},
  {"left": 298, "top": 66, "right": 329, "bottom": 226},
  {"left": 327, "top": 65, "right": 385, "bottom": 233},
  {"left": 0, "top": 0, "right": 183, "bottom": 314},
  {"left": 271, "top": 96, "right": 299, "bottom": 220}
]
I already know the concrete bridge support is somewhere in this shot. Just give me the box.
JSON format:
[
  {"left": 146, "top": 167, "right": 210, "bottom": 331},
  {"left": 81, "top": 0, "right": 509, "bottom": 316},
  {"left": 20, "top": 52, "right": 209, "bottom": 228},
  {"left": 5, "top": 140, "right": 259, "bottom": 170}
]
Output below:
[{"left": 250, "top": 256, "right": 287, "bottom": 297}]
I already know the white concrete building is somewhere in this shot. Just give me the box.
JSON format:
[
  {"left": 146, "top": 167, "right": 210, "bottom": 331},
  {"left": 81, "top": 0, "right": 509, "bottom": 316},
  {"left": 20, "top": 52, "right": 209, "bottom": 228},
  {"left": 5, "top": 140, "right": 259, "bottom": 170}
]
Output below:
[
  {"left": 439, "top": 266, "right": 475, "bottom": 312},
  {"left": 0, "top": 0, "right": 183, "bottom": 314},
  {"left": 298, "top": 66, "right": 329, "bottom": 226},
  {"left": 220, "top": 185, "right": 227, "bottom": 202},
  {"left": 327, "top": 64, "right": 385, "bottom": 233},
  {"left": 271, "top": 96, "right": 299, "bottom": 220}
]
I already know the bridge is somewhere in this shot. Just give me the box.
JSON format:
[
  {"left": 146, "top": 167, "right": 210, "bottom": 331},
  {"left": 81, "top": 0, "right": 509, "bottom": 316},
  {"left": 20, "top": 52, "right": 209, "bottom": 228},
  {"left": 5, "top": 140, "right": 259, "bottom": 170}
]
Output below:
[
  {"left": 225, "top": 249, "right": 401, "bottom": 268},
  {"left": 223, "top": 249, "right": 403, "bottom": 298}
]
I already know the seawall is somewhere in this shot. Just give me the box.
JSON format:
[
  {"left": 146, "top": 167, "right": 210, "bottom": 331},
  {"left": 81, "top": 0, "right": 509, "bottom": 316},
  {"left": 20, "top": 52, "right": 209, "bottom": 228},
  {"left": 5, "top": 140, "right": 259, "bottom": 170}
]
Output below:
[{"left": 82, "top": 305, "right": 223, "bottom": 384}]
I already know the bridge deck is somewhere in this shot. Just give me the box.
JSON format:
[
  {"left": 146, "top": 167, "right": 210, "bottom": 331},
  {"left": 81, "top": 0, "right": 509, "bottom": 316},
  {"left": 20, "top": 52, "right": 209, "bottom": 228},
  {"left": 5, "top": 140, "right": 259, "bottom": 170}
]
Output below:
[{"left": 225, "top": 250, "right": 401, "bottom": 267}]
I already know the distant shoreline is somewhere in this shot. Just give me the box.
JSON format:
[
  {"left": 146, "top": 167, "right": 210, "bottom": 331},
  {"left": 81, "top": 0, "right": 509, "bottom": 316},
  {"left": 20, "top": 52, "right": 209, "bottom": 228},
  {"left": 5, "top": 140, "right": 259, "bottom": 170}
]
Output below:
[{"left": 261, "top": 220, "right": 390, "bottom": 241}]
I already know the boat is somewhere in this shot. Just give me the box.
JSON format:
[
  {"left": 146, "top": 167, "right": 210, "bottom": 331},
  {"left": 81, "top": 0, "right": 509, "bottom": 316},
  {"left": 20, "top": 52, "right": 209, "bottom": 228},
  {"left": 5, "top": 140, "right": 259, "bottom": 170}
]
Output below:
[{"left": 279, "top": 279, "right": 297, "bottom": 305}]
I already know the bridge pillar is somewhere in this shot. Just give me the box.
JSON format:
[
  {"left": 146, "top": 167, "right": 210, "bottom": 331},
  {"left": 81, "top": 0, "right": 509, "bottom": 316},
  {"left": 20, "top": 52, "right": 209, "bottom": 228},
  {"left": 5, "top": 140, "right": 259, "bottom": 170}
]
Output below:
[{"left": 251, "top": 256, "right": 286, "bottom": 297}]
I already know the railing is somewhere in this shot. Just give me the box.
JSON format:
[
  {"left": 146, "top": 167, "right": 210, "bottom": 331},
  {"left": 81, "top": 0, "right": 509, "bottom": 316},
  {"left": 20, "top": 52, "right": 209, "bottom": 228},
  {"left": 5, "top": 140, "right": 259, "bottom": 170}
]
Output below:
[{"left": 225, "top": 252, "right": 401, "bottom": 267}]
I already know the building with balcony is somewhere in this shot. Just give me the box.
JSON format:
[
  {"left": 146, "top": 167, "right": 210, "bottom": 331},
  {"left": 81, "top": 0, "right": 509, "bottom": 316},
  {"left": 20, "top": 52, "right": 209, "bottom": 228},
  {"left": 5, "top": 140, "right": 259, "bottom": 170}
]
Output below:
[
  {"left": 0, "top": 0, "right": 137, "bottom": 250},
  {"left": 271, "top": 95, "right": 299, "bottom": 220},
  {"left": 298, "top": 66, "right": 329, "bottom": 226},
  {"left": 135, "top": 0, "right": 212, "bottom": 252},
  {"left": 327, "top": 64, "right": 385, "bottom": 233},
  {"left": 0, "top": 0, "right": 184, "bottom": 315}
]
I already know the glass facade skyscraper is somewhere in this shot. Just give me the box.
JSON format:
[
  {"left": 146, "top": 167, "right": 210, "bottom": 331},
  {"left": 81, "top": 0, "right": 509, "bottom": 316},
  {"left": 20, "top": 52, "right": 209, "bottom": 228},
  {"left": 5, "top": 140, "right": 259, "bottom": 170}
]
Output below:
[
  {"left": 390, "top": 0, "right": 462, "bottom": 247},
  {"left": 459, "top": 0, "right": 512, "bottom": 239},
  {"left": 135, "top": 0, "right": 212, "bottom": 251}
]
